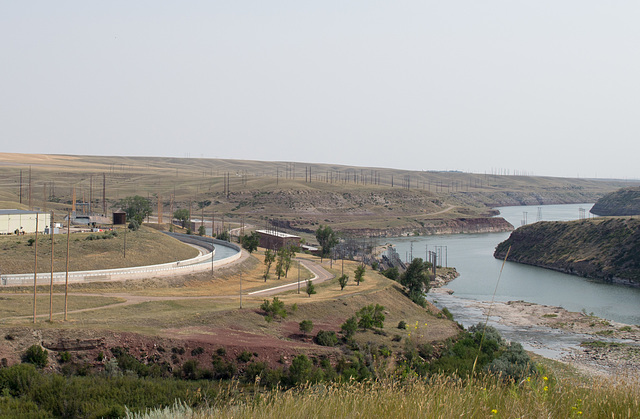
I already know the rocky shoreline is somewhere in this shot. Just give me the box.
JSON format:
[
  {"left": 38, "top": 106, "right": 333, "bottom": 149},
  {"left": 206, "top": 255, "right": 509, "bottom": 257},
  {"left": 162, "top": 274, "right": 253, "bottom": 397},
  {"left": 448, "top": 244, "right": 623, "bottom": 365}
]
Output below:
[
  {"left": 429, "top": 282, "right": 640, "bottom": 378},
  {"left": 470, "top": 299, "right": 640, "bottom": 378}
]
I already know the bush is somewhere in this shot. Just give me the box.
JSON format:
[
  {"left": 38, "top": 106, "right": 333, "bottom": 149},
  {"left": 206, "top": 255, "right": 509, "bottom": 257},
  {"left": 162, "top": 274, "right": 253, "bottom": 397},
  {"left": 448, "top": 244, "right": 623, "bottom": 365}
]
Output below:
[
  {"left": 128, "top": 220, "right": 140, "bottom": 231},
  {"left": 299, "top": 320, "right": 313, "bottom": 335},
  {"left": 58, "top": 351, "right": 71, "bottom": 363},
  {"left": 486, "top": 342, "right": 535, "bottom": 381},
  {"left": 315, "top": 330, "right": 338, "bottom": 347},
  {"left": 341, "top": 316, "right": 358, "bottom": 338},
  {"left": 190, "top": 347, "right": 205, "bottom": 356},
  {"left": 22, "top": 345, "right": 48, "bottom": 368},
  {"left": 398, "top": 320, "right": 407, "bottom": 330},
  {"left": 236, "top": 351, "right": 253, "bottom": 363},
  {"left": 260, "top": 297, "right": 287, "bottom": 321}
]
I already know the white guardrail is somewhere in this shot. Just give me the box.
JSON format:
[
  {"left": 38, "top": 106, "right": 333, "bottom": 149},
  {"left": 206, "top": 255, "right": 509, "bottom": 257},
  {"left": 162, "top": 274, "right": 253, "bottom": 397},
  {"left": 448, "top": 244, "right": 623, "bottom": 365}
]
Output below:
[{"left": 0, "top": 236, "right": 242, "bottom": 286}]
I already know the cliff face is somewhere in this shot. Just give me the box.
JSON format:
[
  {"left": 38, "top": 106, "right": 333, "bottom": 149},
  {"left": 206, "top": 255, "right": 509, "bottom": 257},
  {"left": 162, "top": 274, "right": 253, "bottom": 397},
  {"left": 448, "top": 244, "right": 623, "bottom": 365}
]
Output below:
[
  {"left": 342, "top": 217, "right": 514, "bottom": 238},
  {"left": 591, "top": 187, "right": 640, "bottom": 216},
  {"left": 494, "top": 218, "right": 640, "bottom": 286}
]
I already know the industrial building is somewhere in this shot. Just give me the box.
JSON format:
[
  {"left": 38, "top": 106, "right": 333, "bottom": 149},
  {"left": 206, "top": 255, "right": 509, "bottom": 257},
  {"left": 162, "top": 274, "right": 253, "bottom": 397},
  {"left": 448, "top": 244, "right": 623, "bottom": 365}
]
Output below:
[
  {"left": 256, "top": 229, "right": 301, "bottom": 250},
  {"left": 0, "top": 210, "right": 51, "bottom": 235}
]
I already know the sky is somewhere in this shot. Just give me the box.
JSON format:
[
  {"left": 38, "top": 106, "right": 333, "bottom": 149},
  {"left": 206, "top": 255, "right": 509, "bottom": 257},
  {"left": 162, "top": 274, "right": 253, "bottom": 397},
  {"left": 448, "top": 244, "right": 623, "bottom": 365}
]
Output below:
[{"left": 1, "top": 1, "right": 639, "bottom": 180}]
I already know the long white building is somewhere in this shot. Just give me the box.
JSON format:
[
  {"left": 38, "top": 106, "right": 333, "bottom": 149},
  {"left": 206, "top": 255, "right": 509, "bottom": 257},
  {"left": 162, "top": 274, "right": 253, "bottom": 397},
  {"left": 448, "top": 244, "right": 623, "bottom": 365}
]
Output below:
[{"left": 0, "top": 210, "right": 51, "bottom": 235}]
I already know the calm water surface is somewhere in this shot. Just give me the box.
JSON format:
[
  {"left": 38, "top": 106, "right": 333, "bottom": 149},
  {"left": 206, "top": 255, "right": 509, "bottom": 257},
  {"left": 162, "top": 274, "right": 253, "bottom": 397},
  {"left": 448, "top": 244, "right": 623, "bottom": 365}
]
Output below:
[{"left": 381, "top": 203, "right": 640, "bottom": 325}]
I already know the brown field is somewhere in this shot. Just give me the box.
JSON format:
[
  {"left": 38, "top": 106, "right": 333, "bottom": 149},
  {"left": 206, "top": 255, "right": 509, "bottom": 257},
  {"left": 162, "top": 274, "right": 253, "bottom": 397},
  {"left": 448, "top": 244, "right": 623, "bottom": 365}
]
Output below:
[{"left": 0, "top": 225, "right": 199, "bottom": 274}]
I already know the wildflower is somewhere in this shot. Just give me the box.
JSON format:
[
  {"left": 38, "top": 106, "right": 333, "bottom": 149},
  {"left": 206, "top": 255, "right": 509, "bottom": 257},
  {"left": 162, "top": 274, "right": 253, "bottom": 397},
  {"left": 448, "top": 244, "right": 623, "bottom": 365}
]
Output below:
[
  {"left": 526, "top": 377, "right": 531, "bottom": 382},
  {"left": 491, "top": 409, "right": 498, "bottom": 415},
  {"left": 543, "top": 386, "right": 548, "bottom": 392},
  {"left": 543, "top": 376, "right": 548, "bottom": 381},
  {"left": 577, "top": 412, "right": 582, "bottom": 415}
]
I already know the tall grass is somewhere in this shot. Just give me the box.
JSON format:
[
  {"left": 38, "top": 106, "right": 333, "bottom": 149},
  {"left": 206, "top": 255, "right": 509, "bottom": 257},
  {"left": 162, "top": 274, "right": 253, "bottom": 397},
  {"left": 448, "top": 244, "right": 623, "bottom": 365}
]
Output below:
[{"left": 127, "top": 374, "right": 640, "bottom": 419}]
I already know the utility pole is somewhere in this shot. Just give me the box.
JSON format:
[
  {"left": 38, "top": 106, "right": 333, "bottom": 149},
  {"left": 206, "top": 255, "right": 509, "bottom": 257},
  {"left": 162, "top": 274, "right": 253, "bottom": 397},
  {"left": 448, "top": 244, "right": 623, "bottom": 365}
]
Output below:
[
  {"left": 64, "top": 210, "right": 70, "bottom": 321},
  {"left": 49, "top": 211, "right": 54, "bottom": 322},
  {"left": 33, "top": 214, "right": 39, "bottom": 323}
]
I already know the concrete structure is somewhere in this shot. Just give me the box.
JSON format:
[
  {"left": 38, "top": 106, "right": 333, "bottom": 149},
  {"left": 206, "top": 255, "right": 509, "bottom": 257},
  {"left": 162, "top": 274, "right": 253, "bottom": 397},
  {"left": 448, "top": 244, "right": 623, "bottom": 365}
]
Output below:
[
  {"left": 256, "top": 229, "right": 301, "bottom": 250},
  {"left": 0, "top": 210, "right": 50, "bottom": 235}
]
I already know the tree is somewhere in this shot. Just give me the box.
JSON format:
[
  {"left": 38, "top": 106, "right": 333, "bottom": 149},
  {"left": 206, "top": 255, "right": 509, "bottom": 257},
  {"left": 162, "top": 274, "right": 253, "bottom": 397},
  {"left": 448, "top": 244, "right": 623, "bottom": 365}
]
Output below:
[
  {"left": 240, "top": 232, "right": 260, "bottom": 253},
  {"left": 283, "top": 246, "right": 296, "bottom": 277},
  {"left": 299, "top": 320, "right": 313, "bottom": 336},
  {"left": 354, "top": 265, "right": 365, "bottom": 286},
  {"left": 217, "top": 230, "right": 230, "bottom": 242},
  {"left": 263, "top": 249, "right": 275, "bottom": 281},
  {"left": 315, "top": 225, "right": 339, "bottom": 258},
  {"left": 275, "top": 247, "right": 287, "bottom": 280},
  {"left": 338, "top": 274, "right": 349, "bottom": 290},
  {"left": 305, "top": 280, "right": 316, "bottom": 297},
  {"left": 341, "top": 316, "right": 358, "bottom": 338},
  {"left": 399, "top": 258, "right": 432, "bottom": 307},
  {"left": 173, "top": 209, "right": 190, "bottom": 228},
  {"left": 198, "top": 225, "right": 206, "bottom": 236},
  {"left": 119, "top": 195, "right": 152, "bottom": 225},
  {"left": 356, "top": 304, "right": 385, "bottom": 330}
]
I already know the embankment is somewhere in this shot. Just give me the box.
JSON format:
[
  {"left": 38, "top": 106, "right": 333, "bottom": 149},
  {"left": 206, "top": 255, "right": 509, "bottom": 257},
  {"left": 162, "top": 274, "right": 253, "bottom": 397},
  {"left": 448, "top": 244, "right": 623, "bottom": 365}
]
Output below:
[{"left": 494, "top": 217, "right": 640, "bottom": 286}]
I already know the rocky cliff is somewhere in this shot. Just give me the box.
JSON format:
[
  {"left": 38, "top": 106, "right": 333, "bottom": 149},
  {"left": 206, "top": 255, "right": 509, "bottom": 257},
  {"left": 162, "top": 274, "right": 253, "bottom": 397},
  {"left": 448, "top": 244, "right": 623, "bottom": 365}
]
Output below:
[
  {"left": 342, "top": 217, "right": 514, "bottom": 238},
  {"left": 590, "top": 187, "right": 640, "bottom": 216},
  {"left": 494, "top": 218, "right": 640, "bottom": 286}
]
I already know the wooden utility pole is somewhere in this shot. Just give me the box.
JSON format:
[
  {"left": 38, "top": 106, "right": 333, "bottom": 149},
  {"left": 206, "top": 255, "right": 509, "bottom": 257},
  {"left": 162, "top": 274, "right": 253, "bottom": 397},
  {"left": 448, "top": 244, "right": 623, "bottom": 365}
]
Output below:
[
  {"left": 103, "top": 173, "right": 106, "bottom": 215},
  {"left": 64, "top": 210, "right": 70, "bottom": 321},
  {"left": 158, "top": 194, "right": 163, "bottom": 224},
  {"left": 49, "top": 211, "right": 54, "bottom": 322},
  {"left": 89, "top": 174, "right": 93, "bottom": 215},
  {"left": 43, "top": 183, "right": 47, "bottom": 213},
  {"left": 33, "top": 214, "right": 39, "bottom": 323},
  {"left": 72, "top": 187, "right": 76, "bottom": 213},
  {"left": 28, "top": 166, "right": 32, "bottom": 210},
  {"left": 19, "top": 169, "right": 23, "bottom": 204}
]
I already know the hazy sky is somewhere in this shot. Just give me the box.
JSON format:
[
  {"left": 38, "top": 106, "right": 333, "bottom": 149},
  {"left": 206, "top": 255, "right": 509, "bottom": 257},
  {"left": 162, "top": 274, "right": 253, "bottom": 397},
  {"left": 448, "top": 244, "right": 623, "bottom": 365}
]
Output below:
[{"left": 2, "top": 2, "right": 639, "bottom": 179}]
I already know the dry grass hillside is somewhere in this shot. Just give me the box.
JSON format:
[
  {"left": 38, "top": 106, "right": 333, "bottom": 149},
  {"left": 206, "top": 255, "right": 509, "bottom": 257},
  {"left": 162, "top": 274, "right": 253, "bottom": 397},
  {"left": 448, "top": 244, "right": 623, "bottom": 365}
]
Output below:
[{"left": 1, "top": 152, "right": 637, "bottom": 236}]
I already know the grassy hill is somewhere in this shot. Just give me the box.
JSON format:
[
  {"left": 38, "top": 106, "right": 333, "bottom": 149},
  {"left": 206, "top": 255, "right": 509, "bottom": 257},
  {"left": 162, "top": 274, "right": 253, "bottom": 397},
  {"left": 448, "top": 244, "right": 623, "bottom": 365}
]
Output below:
[
  {"left": 0, "top": 226, "right": 198, "bottom": 274},
  {"left": 590, "top": 186, "right": 640, "bottom": 216},
  {"left": 495, "top": 217, "right": 640, "bottom": 285}
]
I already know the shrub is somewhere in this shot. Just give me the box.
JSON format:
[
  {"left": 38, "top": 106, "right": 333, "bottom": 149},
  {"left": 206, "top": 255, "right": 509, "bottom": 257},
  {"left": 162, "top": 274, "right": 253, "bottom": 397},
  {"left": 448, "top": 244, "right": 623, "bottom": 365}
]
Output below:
[
  {"left": 260, "top": 297, "right": 287, "bottom": 321},
  {"left": 299, "top": 320, "right": 313, "bottom": 336},
  {"left": 357, "top": 304, "right": 385, "bottom": 330},
  {"left": 237, "top": 351, "right": 253, "bottom": 363},
  {"left": 341, "top": 316, "right": 358, "bottom": 338},
  {"left": 216, "top": 347, "right": 226, "bottom": 357},
  {"left": 486, "top": 341, "right": 535, "bottom": 381},
  {"left": 191, "top": 347, "right": 205, "bottom": 356},
  {"left": 287, "top": 354, "right": 314, "bottom": 386},
  {"left": 58, "top": 351, "right": 71, "bottom": 363},
  {"left": 315, "top": 330, "right": 338, "bottom": 347},
  {"left": 22, "top": 345, "right": 48, "bottom": 368},
  {"left": 128, "top": 220, "right": 140, "bottom": 231},
  {"left": 398, "top": 320, "right": 407, "bottom": 330}
]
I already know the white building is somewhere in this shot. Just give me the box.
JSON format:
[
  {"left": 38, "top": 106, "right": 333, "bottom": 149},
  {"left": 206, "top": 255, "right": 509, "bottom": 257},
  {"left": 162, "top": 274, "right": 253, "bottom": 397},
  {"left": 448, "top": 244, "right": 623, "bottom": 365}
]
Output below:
[{"left": 0, "top": 210, "right": 51, "bottom": 235}]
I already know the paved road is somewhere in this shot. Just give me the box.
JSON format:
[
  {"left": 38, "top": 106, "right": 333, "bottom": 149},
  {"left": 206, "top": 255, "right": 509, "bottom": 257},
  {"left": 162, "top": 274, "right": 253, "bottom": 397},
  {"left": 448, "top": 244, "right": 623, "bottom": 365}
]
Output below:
[{"left": 248, "top": 258, "right": 334, "bottom": 297}]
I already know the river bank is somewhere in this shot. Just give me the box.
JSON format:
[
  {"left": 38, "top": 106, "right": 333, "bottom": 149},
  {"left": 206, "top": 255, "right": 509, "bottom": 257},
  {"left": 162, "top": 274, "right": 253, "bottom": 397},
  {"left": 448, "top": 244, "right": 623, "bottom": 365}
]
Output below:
[{"left": 430, "top": 287, "right": 640, "bottom": 378}]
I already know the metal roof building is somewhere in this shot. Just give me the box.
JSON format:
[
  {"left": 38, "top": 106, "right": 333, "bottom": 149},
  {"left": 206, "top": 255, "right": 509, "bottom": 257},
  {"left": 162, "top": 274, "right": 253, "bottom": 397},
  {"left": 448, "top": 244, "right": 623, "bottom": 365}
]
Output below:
[
  {"left": 256, "top": 229, "right": 301, "bottom": 250},
  {"left": 0, "top": 210, "right": 51, "bottom": 235}
]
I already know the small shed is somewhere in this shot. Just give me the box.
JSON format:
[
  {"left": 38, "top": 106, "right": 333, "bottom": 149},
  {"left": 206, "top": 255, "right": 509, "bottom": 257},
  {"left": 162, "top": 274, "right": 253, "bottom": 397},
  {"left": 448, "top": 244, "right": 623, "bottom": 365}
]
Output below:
[
  {"left": 113, "top": 209, "right": 127, "bottom": 225},
  {"left": 256, "top": 229, "right": 301, "bottom": 250}
]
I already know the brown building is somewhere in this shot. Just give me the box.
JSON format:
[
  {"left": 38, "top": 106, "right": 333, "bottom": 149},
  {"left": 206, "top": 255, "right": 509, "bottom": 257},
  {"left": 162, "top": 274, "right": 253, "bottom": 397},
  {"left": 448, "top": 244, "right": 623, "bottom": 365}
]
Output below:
[{"left": 256, "top": 229, "right": 301, "bottom": 250}]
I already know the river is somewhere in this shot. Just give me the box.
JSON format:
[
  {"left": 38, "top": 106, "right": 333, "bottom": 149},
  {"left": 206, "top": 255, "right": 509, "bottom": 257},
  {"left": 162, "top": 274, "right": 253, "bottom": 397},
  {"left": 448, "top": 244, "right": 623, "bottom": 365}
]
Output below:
[{"left": 381, "top": 203, "right": 640, "bottom": 326}]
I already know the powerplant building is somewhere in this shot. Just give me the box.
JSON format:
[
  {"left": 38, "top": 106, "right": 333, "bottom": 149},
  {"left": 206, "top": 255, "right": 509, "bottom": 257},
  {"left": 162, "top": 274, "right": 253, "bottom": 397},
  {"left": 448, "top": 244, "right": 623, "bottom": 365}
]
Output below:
[{"left": 0, "top": 210, "right": 51, "bottom": 235}]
